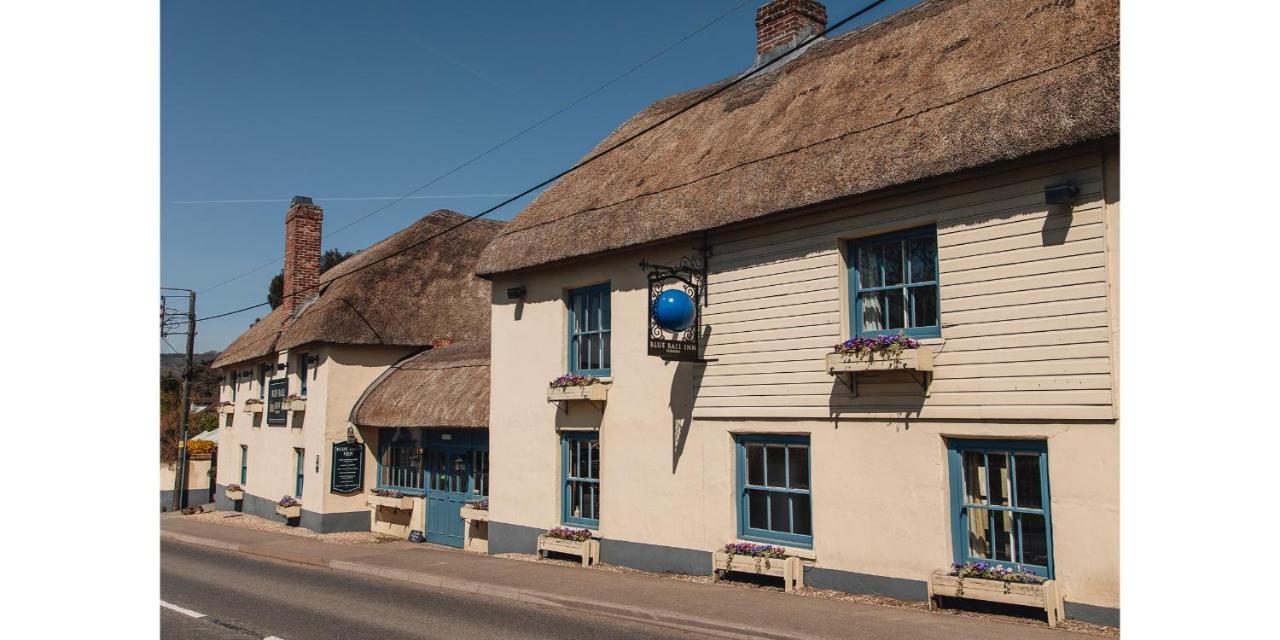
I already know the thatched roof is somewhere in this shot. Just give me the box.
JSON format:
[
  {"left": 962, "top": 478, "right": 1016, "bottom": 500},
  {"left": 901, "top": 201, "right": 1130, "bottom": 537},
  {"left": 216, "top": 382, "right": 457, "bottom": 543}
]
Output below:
[
  {"left": 475, "top": 0, "right": 1119, "bottom": 276},
  {"left": 212, "top": 210, "right": 504, "bottom": 369},
  {"left": 350, "top": 342, "right": 489, "bottom": 428}
]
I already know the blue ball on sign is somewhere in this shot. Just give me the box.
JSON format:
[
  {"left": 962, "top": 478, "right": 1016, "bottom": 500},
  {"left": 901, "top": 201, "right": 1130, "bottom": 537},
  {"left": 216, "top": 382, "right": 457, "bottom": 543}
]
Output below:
[{"left": 652, "top": 288, "right": 696, "bottom": 332}]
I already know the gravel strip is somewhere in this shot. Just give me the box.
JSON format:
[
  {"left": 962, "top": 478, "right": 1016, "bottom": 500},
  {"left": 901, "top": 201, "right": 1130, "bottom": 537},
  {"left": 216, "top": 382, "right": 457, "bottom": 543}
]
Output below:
[
  {"left": 495, "top": 552, "right": 1117, "bottom": 637},
  {"left": 179, "top": 509, "right": 398, "bottom": 545}
]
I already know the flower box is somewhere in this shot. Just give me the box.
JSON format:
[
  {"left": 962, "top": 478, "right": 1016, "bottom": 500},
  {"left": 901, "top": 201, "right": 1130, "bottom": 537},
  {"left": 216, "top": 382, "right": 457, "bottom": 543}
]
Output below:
[
  {"left": 216, "top": 404, "right": 236, "bottom": 415},
  {"left": 275, "top": 504, "right": 301, "bottom": 519},
  {"left": 286, "top": 399, "right": 307, "bottom": 412},
  {"left": 243, "top": 402, "right": 264, "bottom": 415},
  {"left": 711, "top": 550, "right": 804, "bottom": 593},
  {"left": 224, "top": 487, "right": 244, "bottom": 501},
  {"left": 366, "top": 494, "right": 413, "bottom": 510},
  {"left": 928, "top": 570, "right": 1063, "bottom": 628},
  {"left": 537, "top": 534, "right": 600, "bottom": 567},
  {"left": 459, "top": 504, "right": 489, "bottom": 521},
  {"left": 546, "top": 382, "right": 609, "bottom": 403},
  {"left": 825, "top": 348, "right": 933, "bottom": 374}
]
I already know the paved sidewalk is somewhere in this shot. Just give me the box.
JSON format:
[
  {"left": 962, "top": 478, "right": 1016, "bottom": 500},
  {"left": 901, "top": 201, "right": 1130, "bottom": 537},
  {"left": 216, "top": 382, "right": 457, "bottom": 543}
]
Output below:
[{"left": 161, "top": 518, "right": 1100, "bottom": 640}]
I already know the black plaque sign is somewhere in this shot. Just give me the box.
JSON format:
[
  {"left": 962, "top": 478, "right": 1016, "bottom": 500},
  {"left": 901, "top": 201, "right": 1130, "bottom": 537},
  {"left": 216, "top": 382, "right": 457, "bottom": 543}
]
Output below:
[
  {"left": 330, "top": 441, "right": 364, "bottom": 494},
  {"left": 266, "top": 379, "right": 288, "bottom": 424},
  {"left": 642, "top": 252, "right": 706, "bottom": 362}
]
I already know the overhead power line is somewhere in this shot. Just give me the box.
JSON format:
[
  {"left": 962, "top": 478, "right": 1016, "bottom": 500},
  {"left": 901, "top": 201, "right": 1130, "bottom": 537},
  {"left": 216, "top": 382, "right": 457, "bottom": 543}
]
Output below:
[
  {"left": 199, "top": 0, "right": 891, "bottom": 324},
  {"left": 194, "top": 0, "right": 756, "bottom": 296}
]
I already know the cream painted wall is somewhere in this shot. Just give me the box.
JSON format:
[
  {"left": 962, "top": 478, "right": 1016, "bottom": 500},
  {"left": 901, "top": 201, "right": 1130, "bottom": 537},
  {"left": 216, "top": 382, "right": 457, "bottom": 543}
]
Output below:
[
  {"left": 214, "top": 343, "right": 412, "bottom": 517},
  {"left": 487, "top": 147, "right": 1119, "bottom": 610}
]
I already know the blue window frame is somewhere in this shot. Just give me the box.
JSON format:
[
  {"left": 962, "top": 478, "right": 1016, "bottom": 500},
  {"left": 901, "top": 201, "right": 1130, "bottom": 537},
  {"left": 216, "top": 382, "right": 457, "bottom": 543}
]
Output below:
[
  {"left": 946, "top": 439, "right": 1054, "bottom": 577},
  {"left": 294, "top": 448, "right": 305, "bottom": 497},
  {"left": 736, "top": 435, "right": 812, "bottom": 547},
  {"left": 567, "top": 283, "right": 611, "bottom": 376},
  {"left": 298, "top": 352, "right": 309, "bottom": 397},
  {"left": 377, "top": 428, "right": 425, "bottom": 493},
  {"left": 848, "top": 226, "right": 940, "bottom": 339},
  {"left": 562, "top": 431, "right": 600, "bottom": 527},
  {"left": 239, "top": 445, "right": 248, "bottom": 485}
]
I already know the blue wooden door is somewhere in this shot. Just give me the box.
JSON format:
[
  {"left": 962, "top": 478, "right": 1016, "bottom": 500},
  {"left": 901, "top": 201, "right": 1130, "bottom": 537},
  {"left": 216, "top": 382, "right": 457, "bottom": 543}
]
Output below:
[{"left": 425, "top": 449, "right": 473, "bottom": 547}]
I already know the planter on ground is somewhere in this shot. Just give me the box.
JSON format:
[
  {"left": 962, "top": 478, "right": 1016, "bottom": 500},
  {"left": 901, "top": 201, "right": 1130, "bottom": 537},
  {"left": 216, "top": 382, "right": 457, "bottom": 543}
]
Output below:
[
  {"left": 366, "top": 494, "right": 413, "bottom": 510},
  {"left": 546, "top": 382, "right": 610, "bottom": 403},
  {"left": 459, "top": 504, "right": 490, "bottom": 521},
  {"left": 711, "top": 550, "right": 804, "bottom": 593},
  {"left": 928, "top": 570, "right": 1063, "bottom": 628},
  {"left": 537, "top": 534, "right": 600, "bottom": 567},
  {"left": 825, "top": 348, "right": 933, "bottom": 373},
  {"left": 460, "top": 505, "right": 490, "bottom": 553},
  {"left": 224, "top": 488, "right": 244, "bottom": 501},
  {"left": 275, "top": 504, "right": 301, "bottom": 519}
]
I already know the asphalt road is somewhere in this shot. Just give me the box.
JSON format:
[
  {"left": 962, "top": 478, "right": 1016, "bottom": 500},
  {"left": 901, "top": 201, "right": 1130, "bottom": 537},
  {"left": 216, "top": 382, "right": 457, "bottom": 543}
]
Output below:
[{"left": 161, "top": 539, "right": 705, "bottom": 640}]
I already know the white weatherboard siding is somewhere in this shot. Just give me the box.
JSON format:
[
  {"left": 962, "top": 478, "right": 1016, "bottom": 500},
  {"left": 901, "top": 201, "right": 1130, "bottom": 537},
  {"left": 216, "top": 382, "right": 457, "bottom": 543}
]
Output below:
[{"left": 696, "top": 150, "right": 1115, "bottom": 421}]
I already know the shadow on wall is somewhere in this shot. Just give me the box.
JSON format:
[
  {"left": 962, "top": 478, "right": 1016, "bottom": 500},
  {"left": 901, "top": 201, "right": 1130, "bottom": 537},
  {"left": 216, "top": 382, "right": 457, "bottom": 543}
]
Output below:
[{"left": 670, "top": 325, "right": 711, "bottom": 473}]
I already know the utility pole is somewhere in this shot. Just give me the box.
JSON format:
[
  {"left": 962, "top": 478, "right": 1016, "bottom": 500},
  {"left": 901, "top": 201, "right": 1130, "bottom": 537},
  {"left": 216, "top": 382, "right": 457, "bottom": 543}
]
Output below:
[{"left": 162, "top": 288, "right": 196, "bottom": 512}]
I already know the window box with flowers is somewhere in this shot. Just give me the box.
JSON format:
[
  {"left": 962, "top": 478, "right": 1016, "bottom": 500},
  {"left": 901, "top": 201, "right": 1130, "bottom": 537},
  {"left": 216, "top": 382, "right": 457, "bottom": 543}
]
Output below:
[
  {"left": 459, "top": 498, "right": 489, "bottom": 522},
  {"left": 215, "top": 400, "right": 236, "bottom": 415},
  {"left": 224, "top": 484, "right": 244, "bottom": 501},
  {"left": 825, "top": 335, "right": 933, "bottom": 396},
  {"left": 243, "top": 398, "right": 264, "bottom": 414},
  {"left": 536, "top": 527, "right": 600, "bottom": 567},
  {"left": 546, "top": 374, "right": 610, "bottom": 403},
  {"left": 928, "top": 563, "right": 1064, "bottom": 628},
  {"left": 275, "top": 495, "right": 301, "bottom": 521},
  {"left": 366, "top": 488, "right": 413, "bottom": 510},
  {"left": 283, "top": 394, "right": 306, "bottom": 412},
  {"left": 712, "top": 543, "right": 805, "bottom": 593}
]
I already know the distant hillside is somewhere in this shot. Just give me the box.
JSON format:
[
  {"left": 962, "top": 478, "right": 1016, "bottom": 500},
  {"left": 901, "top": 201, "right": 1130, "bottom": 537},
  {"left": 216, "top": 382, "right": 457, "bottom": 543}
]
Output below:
[{"left": 160, "top": 350, "right": 222, "bottom": 401}]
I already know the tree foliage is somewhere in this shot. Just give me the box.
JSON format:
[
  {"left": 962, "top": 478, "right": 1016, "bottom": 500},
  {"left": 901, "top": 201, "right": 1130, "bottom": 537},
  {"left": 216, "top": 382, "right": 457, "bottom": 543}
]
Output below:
[{"left": 267, "top": 248, "right": 354, "bottom": 309}]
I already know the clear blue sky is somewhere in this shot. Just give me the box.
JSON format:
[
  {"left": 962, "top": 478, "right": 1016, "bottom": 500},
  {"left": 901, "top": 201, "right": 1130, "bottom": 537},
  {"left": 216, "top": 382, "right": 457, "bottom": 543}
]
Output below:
[{"left": 161, "top": 0, "right": 921, "bottom": 352}]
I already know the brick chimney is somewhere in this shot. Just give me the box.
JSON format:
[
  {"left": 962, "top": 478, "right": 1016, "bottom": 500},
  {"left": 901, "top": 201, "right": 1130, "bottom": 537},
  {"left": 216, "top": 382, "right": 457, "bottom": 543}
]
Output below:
[
  {"left": 755, "top": 0, "right": 827, "bottom": 65},
  {"left": 282, "top": 195, "right": 322, "bottom": 318}
]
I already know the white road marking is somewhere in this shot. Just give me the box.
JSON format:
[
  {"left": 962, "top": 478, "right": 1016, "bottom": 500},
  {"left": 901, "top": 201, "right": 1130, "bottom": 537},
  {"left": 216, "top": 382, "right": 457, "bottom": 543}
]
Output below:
[{"left": 160, "top": 600, "right": 205, "bottom": 619}]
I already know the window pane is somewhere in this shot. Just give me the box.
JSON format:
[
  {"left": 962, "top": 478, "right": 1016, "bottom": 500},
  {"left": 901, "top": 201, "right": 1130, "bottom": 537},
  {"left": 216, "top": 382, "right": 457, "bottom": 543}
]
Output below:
[
  {"left": 587, "top": 334, "right": 599, "bottom": 371},
  {"left": 577, "top": 336, "right": 589, "bottom": 371},
  {"left": 787, "top": 446, "right": 809, "bottom": 490},
  {"left": 884, "top": 289, "right": 905, "bottom": 329},
  {"left": 1020, "top": 513, "right": 1050, "bottom": 567},
  {"left": 589, "top": 483, "right": 599, "bottom": 521},
  {"left": 967, "top": 507, "right": 991, "bottom": 559},
  {"left": 748, "top": 489, "right": 768, "bottom": 529},
  {"left": 746, "top": 444, "right": 764, "bottom": 485},
  {"left": 963, "top": 452, "right": 987, "bottom": 503},
  {"left": 907, "top": 237, "right": 936, "bottom": 282},
  {"left": 576, "top": 295, "right": 586, "bottom": 332},
  {"left": 586, "top": 293, "right": 598, "bottom": 331},
  {"left": 994, "top": 509, "right": 1015, "bottom": 561},
  {"left": 856, "top": 245, "right": 882, "bottom": 288},
  {"left": 588, "top": 440, "right": 600, "bottom": 480},
  {"left": 859, "top": 292, "right": 885, "bottom": 332},
  {"left": 883, "top": 241, "right": 903, "bottom": 286},
  {"left": 990, "top": 454, "right": 1010, "bottom": 507},
  {"left": 1014, "top": 453, "right": 1043, "bottom": 510},
  {"left": 765, "top": 446, "right": 786, "bottom": 487},
  {"left": 600, "top": 293, "right": 610, "bottom": 331},
  {"left": 910, "top": 285, "right": 938, "bottom": 328},
  {"left": 769, "top": 491, "right": 790, "bottom": 532},
  {"left": 601, "top": 333, "right": 611, "bottom": 370},
  {"left": 792, "top": 493, "right": 812, "bottom": 536}
]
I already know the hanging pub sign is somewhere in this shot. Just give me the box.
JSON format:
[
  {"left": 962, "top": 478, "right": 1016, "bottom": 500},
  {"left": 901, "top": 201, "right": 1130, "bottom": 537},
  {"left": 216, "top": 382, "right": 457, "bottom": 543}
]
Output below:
[
  {"left": 641, "top": 249, "right": 707, "bottom": 362},
  {"left": 330, "top": 441, "right": 364, "bottom": 494},
  {"left": 266, "top": 379, "right": 288, "bottom": 424}
]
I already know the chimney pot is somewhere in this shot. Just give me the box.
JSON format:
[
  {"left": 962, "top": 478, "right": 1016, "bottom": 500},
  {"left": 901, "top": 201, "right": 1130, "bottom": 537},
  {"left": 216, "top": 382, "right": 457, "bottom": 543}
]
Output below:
[
  {"left": 755, "top": 0, "right": 827, "bottom": 64},
  {"left": 431, "top": 338, "right": 452, "bottom": 350},
  {"left": 283, "top": 197, "right": 323, "bottom": 320}
]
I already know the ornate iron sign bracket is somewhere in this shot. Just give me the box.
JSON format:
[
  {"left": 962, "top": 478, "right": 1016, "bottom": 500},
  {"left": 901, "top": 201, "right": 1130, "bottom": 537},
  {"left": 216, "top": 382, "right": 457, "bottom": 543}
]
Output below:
[{"left": 641, "top": 245, "right": 709, "bottom": 362}]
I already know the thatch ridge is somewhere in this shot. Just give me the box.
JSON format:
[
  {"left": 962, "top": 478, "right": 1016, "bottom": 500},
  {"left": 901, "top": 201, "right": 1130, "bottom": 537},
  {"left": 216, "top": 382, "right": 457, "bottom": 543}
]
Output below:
[
  {"left": 350, "top": 342, "right": 490, "bottom": 428},
  {"left": 475, "top": 0, "right": 1119, "bottom": 276},
  {"left": 212, "top": 210, "right": 503, "bottom": 369}
]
